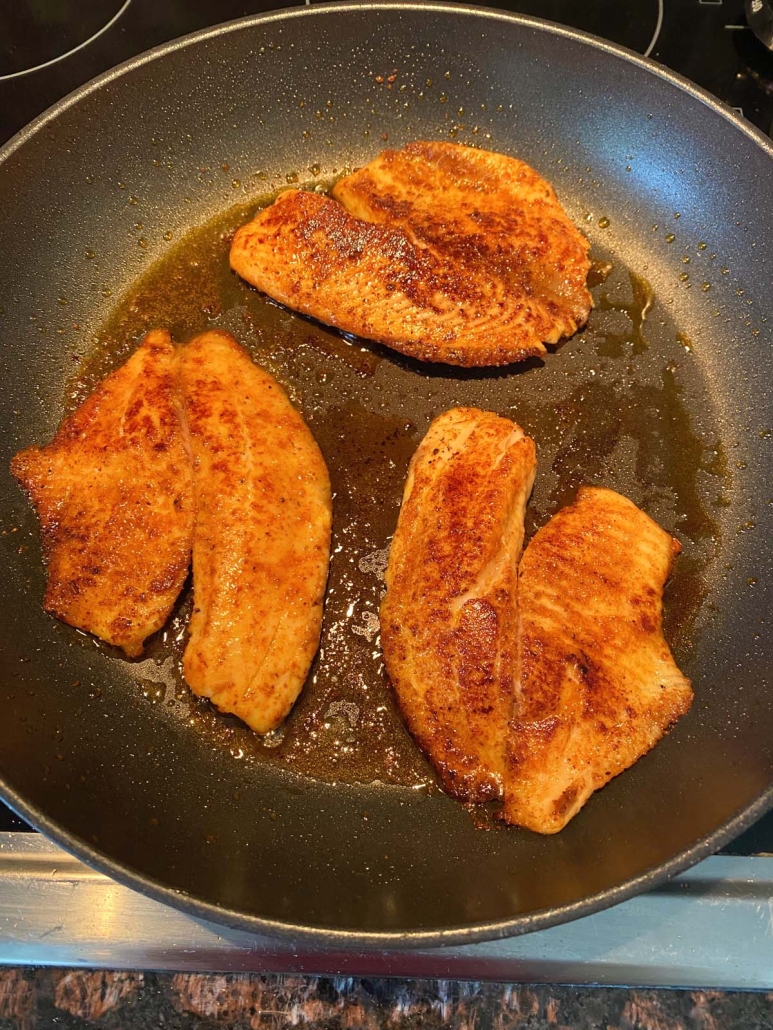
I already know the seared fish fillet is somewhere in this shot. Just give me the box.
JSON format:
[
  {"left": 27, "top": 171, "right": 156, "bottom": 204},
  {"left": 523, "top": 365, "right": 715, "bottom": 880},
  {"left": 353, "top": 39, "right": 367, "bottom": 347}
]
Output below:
[
  {"left": 506, "top": 487, "right": 693, "bottom": 833},
  {"left": 380, "top": 408, "right": 537, "bottom": 800},
  {"left": 10, "top": 330, "right": 194, "bottom": 657},
  {"left": 180, "top": 331, "right": 332, "bottom": 734},
  {"left": 230, "top": 142, "right": 591, "bottom": 367}
]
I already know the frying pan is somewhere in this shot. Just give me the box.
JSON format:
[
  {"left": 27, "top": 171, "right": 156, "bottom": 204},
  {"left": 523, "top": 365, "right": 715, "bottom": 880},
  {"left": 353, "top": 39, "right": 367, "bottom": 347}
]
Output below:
[{"left": 0, "top": 2, "right": 772, "bottom": 948}]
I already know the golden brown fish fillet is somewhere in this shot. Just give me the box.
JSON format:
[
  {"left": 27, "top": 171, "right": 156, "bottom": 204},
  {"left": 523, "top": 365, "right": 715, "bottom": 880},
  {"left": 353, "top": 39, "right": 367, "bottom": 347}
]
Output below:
[
  {"left": 230, "top": 141, "right": 591, "bottom": 367},
  {"left": 10, "top": 330, "right": 194, "bottom": 657},
  {"left": 380, "top": 408, "right": 537, "bottom": 800},
  {"left": 180, "top": 330, "right": 332, "bottom": 734},
  {"left": 506, "top": 487, "right": 693, "bottom": 833}
]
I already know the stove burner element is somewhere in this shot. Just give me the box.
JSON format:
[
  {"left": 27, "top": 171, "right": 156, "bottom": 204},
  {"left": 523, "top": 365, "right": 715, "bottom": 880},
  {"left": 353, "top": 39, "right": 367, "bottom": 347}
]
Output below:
[
  {"left": 484, "top": 0, "right": 663, "bottom": 54},
  {"left": 0, "top": 0, "right": 131, "bottom": 81}
]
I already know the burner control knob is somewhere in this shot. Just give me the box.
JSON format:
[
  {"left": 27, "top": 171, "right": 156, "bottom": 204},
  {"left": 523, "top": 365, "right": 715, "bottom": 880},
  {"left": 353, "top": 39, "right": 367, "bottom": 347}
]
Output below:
[{"left": 746, "top": 0, "right": 773, "bottom": 49}]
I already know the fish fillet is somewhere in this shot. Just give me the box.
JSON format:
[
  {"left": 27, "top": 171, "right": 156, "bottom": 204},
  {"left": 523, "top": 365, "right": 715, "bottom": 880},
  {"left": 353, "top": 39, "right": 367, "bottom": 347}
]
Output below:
[
  {"left": 506, "top": 487, "right": 693, "bottom": 833},
  {"left": 380, "top": 408, "right": 537, "bottom": 800},
  {"left": 230, "top": 141, "right": 592, "bottom": 367},
  {"left": 180, "top": 330, "right": 332, "bottom": 734},
  {"left": 10, "top": 330, "right": 194, "bottom": 657}
]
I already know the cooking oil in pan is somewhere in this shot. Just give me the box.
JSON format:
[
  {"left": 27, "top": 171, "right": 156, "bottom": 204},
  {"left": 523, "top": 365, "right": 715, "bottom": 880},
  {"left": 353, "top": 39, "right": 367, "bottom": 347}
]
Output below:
[{"left": 75, "top": 188, "right": 729, "bottom": 789}]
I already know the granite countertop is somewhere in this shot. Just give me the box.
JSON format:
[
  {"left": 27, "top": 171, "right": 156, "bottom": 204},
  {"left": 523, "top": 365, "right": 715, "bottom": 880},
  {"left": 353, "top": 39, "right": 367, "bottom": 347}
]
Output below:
[{"left": 0, "top": 972, "right": 771, "bottom": 1029}]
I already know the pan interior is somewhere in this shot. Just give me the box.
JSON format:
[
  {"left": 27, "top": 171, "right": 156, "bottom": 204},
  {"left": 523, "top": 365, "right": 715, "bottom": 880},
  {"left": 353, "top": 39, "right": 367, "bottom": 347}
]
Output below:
[
  {"left": 0, "top": 5, "right": 771, "bottom": 940},
  {"left": 75, "top": 191, "right": 722, "bottom": 794}
]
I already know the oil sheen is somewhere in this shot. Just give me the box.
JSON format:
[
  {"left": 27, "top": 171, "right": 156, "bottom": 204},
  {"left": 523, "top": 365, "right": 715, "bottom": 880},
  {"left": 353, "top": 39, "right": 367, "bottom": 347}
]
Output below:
[{"left": 75, "top": 189, "right": 728, "bottom": 789}]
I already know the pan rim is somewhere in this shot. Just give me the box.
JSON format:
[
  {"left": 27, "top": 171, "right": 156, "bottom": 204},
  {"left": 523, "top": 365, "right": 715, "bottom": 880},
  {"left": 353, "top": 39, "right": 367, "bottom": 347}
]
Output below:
[
  {"left": 1, "top": 0, "right": 772, "bottom": 169},
  {"left": 1, "top": 0, "right": 773, "bottom": 948}
]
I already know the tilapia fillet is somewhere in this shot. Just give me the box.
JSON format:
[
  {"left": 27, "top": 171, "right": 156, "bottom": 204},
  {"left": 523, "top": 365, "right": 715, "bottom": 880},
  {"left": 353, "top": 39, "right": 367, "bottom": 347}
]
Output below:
[
  {"left": 380, "top": 408, "right": 537, "bottom": 801},
  {"left": 508, "top": 487, "right": 693, "bottom": 833},
  {"left": 180, "top": 331, "right": 332, "bottom": 734},
  {"left": 381, "top": 413, "right": 692, "bottom": 831},
  {"left": 230, "top": 141, "right": 592, "bottom": 367},
  {"left": 10, "top": 330, "right": 194, "bottom": 657},
  {"left": 12, "top": 328, "right": 332, "bottom": 735}
]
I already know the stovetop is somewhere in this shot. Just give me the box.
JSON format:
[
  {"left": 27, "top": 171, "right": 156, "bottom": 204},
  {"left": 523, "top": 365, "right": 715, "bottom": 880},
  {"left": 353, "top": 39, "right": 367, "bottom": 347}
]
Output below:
[{"left": 1, "top": 0, "right": 772, "bottom": 859}]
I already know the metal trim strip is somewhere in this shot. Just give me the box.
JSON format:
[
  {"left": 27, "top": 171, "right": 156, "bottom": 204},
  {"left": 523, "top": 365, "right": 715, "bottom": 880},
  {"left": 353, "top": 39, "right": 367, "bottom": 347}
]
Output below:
[{"left": 0, "top": 834, "right": 770, "bottom": 987}]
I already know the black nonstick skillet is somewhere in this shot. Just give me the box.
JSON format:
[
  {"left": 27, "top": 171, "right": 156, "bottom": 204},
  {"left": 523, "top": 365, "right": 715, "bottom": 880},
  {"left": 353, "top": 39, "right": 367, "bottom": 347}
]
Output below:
[{"left": 0, "top": 2, "right": 771, "bottom": 946}]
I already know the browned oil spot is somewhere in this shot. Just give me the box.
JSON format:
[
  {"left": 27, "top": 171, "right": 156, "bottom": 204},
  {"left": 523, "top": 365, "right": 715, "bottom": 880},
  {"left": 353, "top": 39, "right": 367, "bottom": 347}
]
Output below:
[
  {"left": 594, "top": 271, "right": 655, "bottom": 357},
  {"left": 68, "top": 199, "right": 264, "bottom": 406},
  {"left": 677, "top": 331, "right": 694, "bottom": 352},
  {"left": 586, "top": 259, "right": 613, "bottom": 289},
  {"left": 663, "top": 554, "right": 709, "bottom": 646},
  {"left": 519, "top": 366, "right": 724, "bottom": 550},
  {"left": 294, "top": 331, "right": 381, "bottom": 378},
  {"left": 262, "top": 401, "right": 430, "bottom": 785},
  {"left": 701, "top": 441, "right": 728, "bottom": 479}
]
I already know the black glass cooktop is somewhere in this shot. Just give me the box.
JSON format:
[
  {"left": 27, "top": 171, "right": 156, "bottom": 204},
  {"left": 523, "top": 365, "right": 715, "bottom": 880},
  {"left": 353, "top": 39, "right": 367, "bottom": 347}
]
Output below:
[
  {"left": 1, "top": 0, "right": 130, "bottom": 79},
  {"left": 1, "top": 0, "right": 772, "bottom": 145},
  {"left": 0, "top": 0, "right": 772, "bottom": 852}
]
